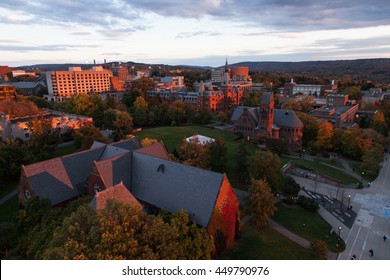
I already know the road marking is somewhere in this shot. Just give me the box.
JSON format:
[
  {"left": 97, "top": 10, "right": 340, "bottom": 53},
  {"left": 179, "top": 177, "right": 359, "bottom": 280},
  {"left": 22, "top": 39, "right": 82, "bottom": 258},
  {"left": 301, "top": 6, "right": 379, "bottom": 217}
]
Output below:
[{"left": 348, "top": 225, "right": 362, "bottom": 259}]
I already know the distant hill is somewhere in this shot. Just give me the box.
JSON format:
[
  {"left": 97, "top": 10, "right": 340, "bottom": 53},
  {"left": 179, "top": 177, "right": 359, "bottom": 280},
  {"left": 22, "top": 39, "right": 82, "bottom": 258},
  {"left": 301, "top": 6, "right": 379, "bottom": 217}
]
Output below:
[
  {"left": 16, "top": 58, "right": 390, "bottom": 83},
  {"left": 230, "top": 58, "right": 390, "bottom": 83}
]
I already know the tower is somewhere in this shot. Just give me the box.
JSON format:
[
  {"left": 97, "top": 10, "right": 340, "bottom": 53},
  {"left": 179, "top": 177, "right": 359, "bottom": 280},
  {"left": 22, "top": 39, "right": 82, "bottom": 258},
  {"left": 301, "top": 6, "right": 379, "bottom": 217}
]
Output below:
[
  {"left": 259, "top": 92, "right": 274, "bottom": 137},
  {"left": 220, "top": 58, "right": 232, "bottom": 109}
]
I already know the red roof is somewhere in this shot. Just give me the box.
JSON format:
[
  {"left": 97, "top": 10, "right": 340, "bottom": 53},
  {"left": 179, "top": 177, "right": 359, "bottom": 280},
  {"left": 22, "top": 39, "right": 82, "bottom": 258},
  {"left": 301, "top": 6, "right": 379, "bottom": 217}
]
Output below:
[
  {"left": 93, "top": 182, "right": 142, "bottom": 210},
  {"left": 134, "top": 142, "right": 169, "bottom": 160}
]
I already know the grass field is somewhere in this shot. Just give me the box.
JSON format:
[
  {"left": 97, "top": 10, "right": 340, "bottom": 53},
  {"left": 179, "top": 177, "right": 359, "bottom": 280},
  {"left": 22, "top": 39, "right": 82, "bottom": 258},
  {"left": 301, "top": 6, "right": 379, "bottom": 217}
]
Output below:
[
  {"left": 282, "top": 156, "right": 359, "bottom": 185},
  {"left": 273, "top": 203, "right": 344, "bottom": 252},
  {"left": 135, "top": 126, "right": 256, "bottom": 190},
  {"left": 52, "top": 143, "right": 78, "bottom": 158},
  {"left": 222, "top": 222, "right": 313, "bottom": 260}
]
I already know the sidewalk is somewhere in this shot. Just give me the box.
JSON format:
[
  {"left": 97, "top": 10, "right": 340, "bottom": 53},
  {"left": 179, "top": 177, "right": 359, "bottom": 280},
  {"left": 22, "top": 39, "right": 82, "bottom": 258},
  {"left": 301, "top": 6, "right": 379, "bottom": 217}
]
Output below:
[{"left": 0, "top": 190, "right": 17, "bottom": 205}]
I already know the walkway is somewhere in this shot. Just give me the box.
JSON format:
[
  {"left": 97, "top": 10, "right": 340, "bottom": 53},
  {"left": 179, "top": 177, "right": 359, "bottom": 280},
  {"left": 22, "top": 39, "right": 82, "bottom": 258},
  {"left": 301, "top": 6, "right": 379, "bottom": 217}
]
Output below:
[{"left": 0, "top": 190, "right": 17, "bottom": 205}]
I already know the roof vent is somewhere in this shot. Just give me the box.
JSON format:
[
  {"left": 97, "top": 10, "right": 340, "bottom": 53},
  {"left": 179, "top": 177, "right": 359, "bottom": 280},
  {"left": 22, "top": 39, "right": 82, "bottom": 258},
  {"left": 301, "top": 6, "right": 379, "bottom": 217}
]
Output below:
[{"left": 157, "top": 164, "right": 165, "bottom": 174}]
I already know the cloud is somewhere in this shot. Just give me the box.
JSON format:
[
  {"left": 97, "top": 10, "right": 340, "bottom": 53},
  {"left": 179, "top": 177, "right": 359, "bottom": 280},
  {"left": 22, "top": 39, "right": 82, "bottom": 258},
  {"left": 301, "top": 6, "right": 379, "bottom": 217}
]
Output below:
[
  {"left": 0, "top": 44, "right": 99, "bottom": 52},
  {"left": 176, "top": 31, "right": 222, "bottom": 39},
  {"left": 2, "top": 1, "right": 390, "bottom": 36},
  {"left": 70, "top": 32, "right": 92, "bottom": 36}
]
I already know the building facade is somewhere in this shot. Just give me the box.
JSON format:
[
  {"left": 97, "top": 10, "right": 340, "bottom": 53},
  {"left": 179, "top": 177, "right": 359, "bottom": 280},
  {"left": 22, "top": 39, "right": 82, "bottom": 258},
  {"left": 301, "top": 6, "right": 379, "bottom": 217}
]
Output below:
[
  {"left": 0, "top": 110, "right": 92, "bottom": 141},
  {"left": 45, "top": 66, "right": 112, "bottom": 102},
  {"left": 231, "top": 92, "right": 303, "bottom": 149}
]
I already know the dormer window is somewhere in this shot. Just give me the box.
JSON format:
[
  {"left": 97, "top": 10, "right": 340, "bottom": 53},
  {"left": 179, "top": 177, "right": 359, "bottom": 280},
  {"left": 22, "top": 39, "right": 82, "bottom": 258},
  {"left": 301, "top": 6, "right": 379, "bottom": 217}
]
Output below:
[
  {"left": 93, "top": 183, "right": 101, "bottom": 193},
  {"left": 24, "top": 189, "right": 31, "bottom": 199}
]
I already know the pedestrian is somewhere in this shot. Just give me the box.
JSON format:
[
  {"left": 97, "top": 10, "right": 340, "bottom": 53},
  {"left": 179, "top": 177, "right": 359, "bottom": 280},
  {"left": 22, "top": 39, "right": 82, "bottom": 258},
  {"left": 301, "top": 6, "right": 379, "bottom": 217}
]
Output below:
[
  {"left": 369, "top": 249, "right": 373, "bottom": 257},
  {"left": 384, "top": 235, "right": 387, "bottom": 242}
]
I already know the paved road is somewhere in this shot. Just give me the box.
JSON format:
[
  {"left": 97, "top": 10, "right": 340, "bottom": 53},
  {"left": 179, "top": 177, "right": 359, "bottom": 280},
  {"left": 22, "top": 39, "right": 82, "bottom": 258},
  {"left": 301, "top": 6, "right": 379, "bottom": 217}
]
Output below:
[{"left": 337, "top": 153, "right": 390, "bottom": 260}]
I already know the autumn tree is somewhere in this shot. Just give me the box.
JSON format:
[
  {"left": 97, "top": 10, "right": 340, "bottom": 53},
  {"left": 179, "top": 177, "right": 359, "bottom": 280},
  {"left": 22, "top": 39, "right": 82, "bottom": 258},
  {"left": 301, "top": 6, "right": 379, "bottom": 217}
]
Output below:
[
  {"left": 0, "top": 100, "right": 40, "bottom": 118},
  {"left": 247, "top": 179, "right": 277, "bottom": 227},
  {"left": 248, "top": 150, "right": 281, "bottom": 190},
  {"left": 0, "top": 141, "right": 28, "bottom": 179},
  {"left": 103, "top": 109, "right": 133, "bottom": 141},
  {"left": 168, "top": 100, "right": 187, "bottom": 125},
  {"left": 314, "top": 121, "right": 333, "bottom": 151},
  {"left": 360, "top": 144, "right": 384, "bottom": 180},
  {"left": 370, "top": 111, "right": 389, "bottom": 136},
  {"left": 180, "top": 137, "right": 209, "bottom": 169},
  {"left": 309, "top": 240, "right": 328, "bottom": 260},
  {"left": 141, "top": 138, "right": 158, "bottom": 147}
]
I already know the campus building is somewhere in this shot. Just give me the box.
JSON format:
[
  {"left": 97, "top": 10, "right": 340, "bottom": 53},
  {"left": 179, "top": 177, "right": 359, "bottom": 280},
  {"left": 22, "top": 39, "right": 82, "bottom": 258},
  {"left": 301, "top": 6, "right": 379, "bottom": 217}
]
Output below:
[
  {"left": 231, "top": 92, "right": 303, "bottom": 150},
  {"left": 45, "top": 66, "right": 112, "bottom": 102}
]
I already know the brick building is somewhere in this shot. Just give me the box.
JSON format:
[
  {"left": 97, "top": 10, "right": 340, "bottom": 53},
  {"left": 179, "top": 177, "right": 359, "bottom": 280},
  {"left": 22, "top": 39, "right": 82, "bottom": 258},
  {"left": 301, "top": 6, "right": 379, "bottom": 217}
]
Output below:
[
  {"left": 231, "top": 92, "right": 303, "bottom": 149},
  {"left": 19, "top": 138, "right": 240, "bottom": 250}
]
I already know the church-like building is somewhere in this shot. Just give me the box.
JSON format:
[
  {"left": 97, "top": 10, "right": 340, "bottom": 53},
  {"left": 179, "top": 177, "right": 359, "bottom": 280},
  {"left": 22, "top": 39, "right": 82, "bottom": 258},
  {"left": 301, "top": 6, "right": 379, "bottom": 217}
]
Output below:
[{"left": 231, "top": 92, "right": 303, "bottom": 149}]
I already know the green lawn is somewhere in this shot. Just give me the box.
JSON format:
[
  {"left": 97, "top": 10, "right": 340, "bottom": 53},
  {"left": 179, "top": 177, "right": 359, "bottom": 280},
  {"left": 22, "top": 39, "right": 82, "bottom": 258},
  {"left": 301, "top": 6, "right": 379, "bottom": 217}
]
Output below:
[
  {"left": 0, "top": 195, "right": 18, "bottom": 223},
  {"left": 282, "top": 156, "right": 359, "bottom": 185},
  {"left": 136, "top": 126, "right": 256, "bottom": 190},
  {"left": 315, "top": 158, "right": 344, "bottom": 169},
  {"left": 222, "top": 222, "right": 313, "bottom": 260},
  {"left": 273, "top": 203, "right": 344, "bottom": 252},
  {"left": 52, "top": 143, "right": 78, "bottom": 158}
]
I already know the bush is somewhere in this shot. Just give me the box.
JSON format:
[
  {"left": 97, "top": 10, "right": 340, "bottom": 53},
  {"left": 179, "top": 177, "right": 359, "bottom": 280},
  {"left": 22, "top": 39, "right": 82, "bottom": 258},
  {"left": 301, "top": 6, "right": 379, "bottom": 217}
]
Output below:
[{"left": 297, "top": 196, "right": 319, "bottom": 213}]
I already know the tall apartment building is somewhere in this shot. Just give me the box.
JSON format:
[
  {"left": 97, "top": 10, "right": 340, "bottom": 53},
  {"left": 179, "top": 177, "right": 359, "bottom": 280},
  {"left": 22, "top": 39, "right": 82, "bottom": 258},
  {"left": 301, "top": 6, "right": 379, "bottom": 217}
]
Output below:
[{"left": 45, "top": 66, "right": 112, "bottom": 102}]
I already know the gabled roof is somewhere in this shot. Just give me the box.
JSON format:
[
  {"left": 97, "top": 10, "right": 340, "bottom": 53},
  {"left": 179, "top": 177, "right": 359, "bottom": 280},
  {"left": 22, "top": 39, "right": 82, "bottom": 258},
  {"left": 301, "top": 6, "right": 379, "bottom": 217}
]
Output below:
[
  {"left": 95, "top": 152, "right": 132, "bottom": 189},
  {"left": 111, "top": 137, "right": 141, "bottom": 151},
  {"left": 274, "top": 109, "right": 303, "bottom": 128},
  {"left": 90, "top": 182, "right": 141, "bottom": 210},
  {"left": 133, "top": 142, "right": 170, "bottom": 160},
  {"left": 24, "top": 146, "right": 106, "bottom": 205},
  {"left": 231, "top": 106, "right": 254, "bottom": 122},
  {"left": 131, "top": 152, "right": 224, "bottom": 227}
]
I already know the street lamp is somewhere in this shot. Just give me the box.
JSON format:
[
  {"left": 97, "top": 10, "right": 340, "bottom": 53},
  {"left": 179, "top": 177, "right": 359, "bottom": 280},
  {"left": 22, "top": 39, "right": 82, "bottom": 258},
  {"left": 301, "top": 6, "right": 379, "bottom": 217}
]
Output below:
[
  {"left": 347, "top": 195, "right": 351, "bottom": 209},
  {"left": 338, "top": 226, "right": 342, "bottom": 237},
  {"left": 302, "top": 149, "right": 305, "bottom": 159},
  {"left": 360, "top": 171, "right": 364, "bottom": 185}
]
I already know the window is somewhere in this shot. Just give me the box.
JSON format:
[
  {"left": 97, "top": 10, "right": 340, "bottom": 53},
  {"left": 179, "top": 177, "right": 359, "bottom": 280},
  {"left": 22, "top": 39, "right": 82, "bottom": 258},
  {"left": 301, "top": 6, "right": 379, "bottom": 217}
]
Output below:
[
  {"left": 93, "top": 183, "right": 101, "bottom": 193},
  {"left": 24, "top": 189, "right": 31, "bottom": 199}
]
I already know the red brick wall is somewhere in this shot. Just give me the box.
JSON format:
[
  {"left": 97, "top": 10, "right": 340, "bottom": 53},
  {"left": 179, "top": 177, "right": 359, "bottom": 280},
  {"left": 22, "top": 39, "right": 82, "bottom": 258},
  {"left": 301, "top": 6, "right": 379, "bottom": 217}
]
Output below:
[
  {"left": 85, "top": 163, "right": 107, "bottom": 196},
  {"left": 207, "top": 175, "right": 240, "bottom": 251}
]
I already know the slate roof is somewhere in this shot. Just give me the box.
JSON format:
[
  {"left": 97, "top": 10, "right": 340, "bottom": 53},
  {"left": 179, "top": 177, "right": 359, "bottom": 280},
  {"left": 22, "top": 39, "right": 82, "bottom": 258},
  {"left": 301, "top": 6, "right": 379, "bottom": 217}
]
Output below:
[
  {"left": 131, "top": 152, "right": 224, "bottom": 227},
  {"left": 111, "top": 138, "right": 141, "bottom": 151},
  {"left": 274, "top": 109, "right": 303, "bottom": 128},
  {"left": 24, "top": 146, "right": 106, "bottom": 205},
  {"left": 95, "top": 152, "right": 132, "bottom": 189},
  {"left": 230, "top": 106, "right": 254, "bottom": 122},
  {"left": 133, "top": 142, "right": 170, "bottom": 160},
  {"left": 90, "top": 182, "right": 141, "bottom": 210}
]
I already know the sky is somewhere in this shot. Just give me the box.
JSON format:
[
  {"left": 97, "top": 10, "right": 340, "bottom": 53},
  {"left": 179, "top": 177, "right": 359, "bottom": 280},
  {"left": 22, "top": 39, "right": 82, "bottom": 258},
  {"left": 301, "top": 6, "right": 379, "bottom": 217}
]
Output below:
[{"left": 1, "top": 0, "right": 390, "bottom": 67}]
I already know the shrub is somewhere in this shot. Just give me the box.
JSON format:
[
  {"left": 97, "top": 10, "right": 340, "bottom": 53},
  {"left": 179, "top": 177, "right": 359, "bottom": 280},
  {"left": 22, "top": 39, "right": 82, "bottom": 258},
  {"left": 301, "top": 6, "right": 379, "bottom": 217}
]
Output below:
[{"left": 297, "top": 196, "right": 319, "bottom": 213}]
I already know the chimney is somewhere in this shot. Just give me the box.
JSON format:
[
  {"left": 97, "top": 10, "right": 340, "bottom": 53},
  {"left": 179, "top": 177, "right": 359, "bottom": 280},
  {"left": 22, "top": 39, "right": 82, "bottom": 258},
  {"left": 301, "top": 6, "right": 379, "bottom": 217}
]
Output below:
[
  {"left": 94, "top": 59, "right": 96, "bottom": 65},
  {"left": 104, "top": 59, "right": 107, "bottom": 64}
]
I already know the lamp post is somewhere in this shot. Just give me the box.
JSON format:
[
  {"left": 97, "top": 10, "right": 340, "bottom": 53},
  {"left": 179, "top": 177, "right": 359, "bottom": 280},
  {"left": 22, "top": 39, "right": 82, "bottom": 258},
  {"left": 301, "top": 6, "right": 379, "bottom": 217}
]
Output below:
[
  {"left": 360, "top": 171, "right": 364, "bottom": 186},
  {"left": 338, "top": 226, "right": 342, "bottom": 237},
  {"left": 302, "top": 149, "right": 305, "bottom": 159},
  {"left": 131, "top": 66, "right": 135, "bottom": 76},
  {"left": 347, "top": 195, "right": 351, "bottom": 209}
]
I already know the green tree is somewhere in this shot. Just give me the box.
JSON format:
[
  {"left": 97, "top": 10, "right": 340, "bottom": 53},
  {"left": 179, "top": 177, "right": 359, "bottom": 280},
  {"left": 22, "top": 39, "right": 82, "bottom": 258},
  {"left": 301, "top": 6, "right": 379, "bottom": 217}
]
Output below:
[
  {"left": 168, "top": 100, "right": 187, "bottom": 125},
  {"left": 103, "top": 109, "right": 133, "bottom": 141},
  {"left": 72, "top": 126, "right": 106, "bottom": 150},
  {"left": 133, "top": 96, "right": 149, "bottom": 126},
  {"left": 247, "top": 179, "right": 277, "bottom": 227},
  {"left": 296, "top": 112, "right": 319, "bottom": 148},
  {"left": 248, "top": 150, "right": 281, "bottom": 190},
  {"left": 207, "top": 139, "right": 227, "bottom": 173},
  {"left": 0, "top": 141, "right": 28, "bottom": 179},
  {"left": 235, "top": 141, "right": 250, "bottom": 182},
  {"left": 360, "top": 144, "right": 384, "bottom": 180}
]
